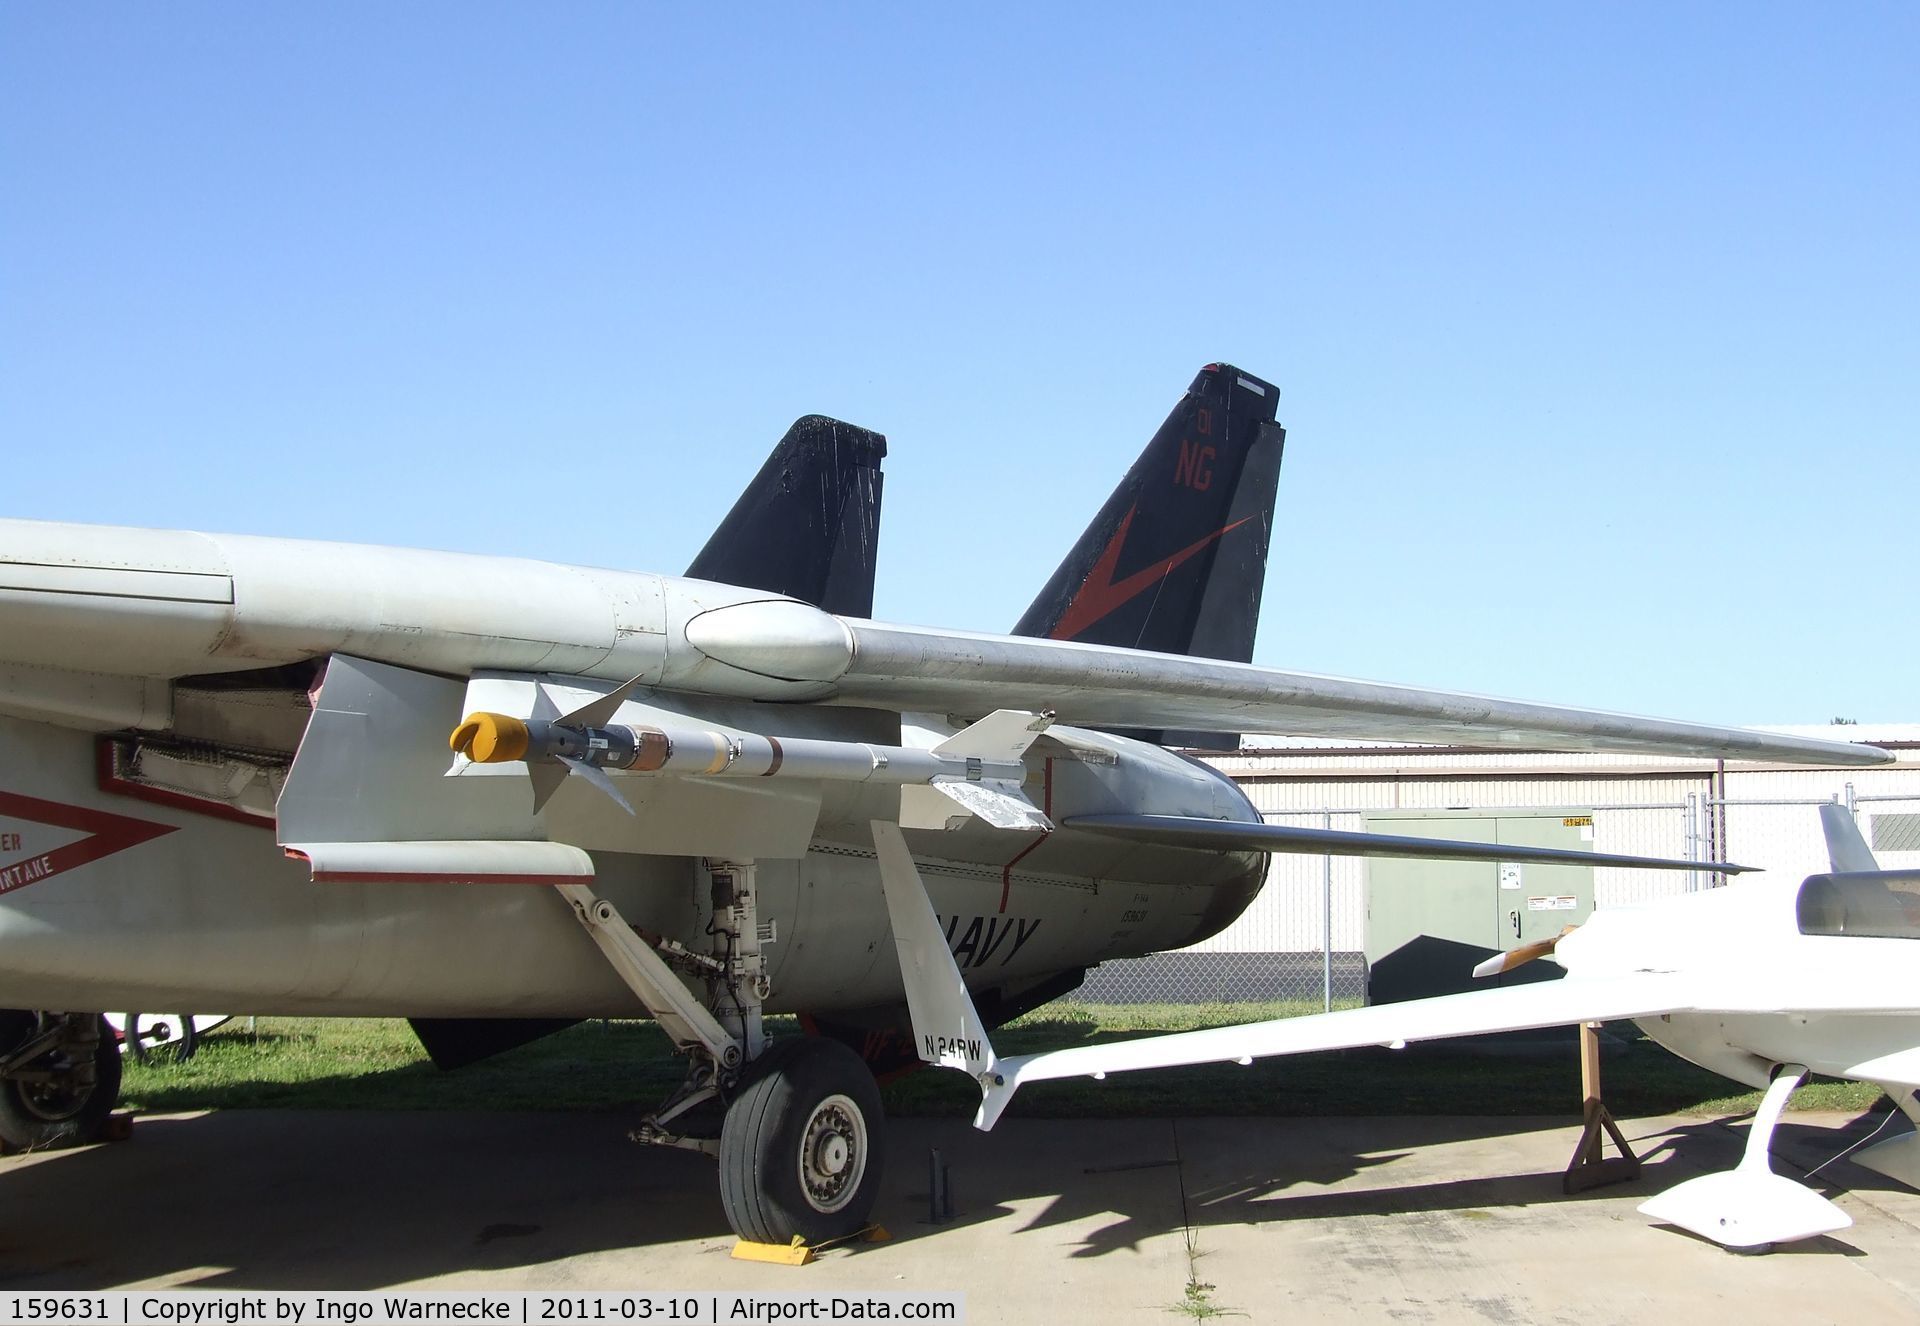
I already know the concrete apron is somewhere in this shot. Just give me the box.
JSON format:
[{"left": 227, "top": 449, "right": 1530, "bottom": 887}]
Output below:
[{"left": 4, "top": 1109, "right": 1920, "bottom": 1323}]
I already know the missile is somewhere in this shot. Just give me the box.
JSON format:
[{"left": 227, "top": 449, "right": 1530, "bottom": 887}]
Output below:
[{"left": 449, "top": 689, "right": 1056, "bottom": 830}]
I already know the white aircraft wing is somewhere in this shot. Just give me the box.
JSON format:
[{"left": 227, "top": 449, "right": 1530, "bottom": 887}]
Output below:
[
  {"left": 975, "top": 973, "right": 1702, "bottom": 1128},
  {"left": 802, "top": 621, "right": 1888, "bottom": 766}
]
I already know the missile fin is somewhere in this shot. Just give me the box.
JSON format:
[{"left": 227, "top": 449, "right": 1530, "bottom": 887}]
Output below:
[
  {"left": 558, "top": 675, "right": 648, "bottom": 731},
  {"left": 901, "top": 777, "right": 1052, "bottom": 833},
  {"left": 529, "top": 760, "right": 569, "bottom": 814},
  {"left": 558, "top": 755, "right": 635, "bottom": 815},
  {"left": 933, "top": 710, "right": 1054, "bottom": 763}
]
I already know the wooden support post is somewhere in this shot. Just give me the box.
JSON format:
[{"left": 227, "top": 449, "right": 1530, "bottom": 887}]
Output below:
[{"left": 1563, "top": 1021, "right": 1641, "bottom": 1194}]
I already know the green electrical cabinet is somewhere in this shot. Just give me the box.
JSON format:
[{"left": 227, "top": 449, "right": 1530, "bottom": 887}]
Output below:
[{"left": 1363, "top": 808, "right": 1596, "bottom": 1004}]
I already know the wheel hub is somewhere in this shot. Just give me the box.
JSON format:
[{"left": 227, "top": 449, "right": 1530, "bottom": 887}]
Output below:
[
  {"left": 817, "top": 1133, "right": 849, "bottom": 1175},
  {"left": 798, "top": 1093, "right": 867, "bottom": 1213},
  {"left": 6, "top": 1018, "right": 98, "bottom": 1123},
  {"left": 18, "top": 1070, "right": 88, "bottom": 1122}
]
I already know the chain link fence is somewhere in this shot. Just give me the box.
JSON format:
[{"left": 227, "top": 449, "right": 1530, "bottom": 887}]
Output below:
[
  {"left": 1072, "top": 807, "right": 1369, "bottom": 1007},
  {"left": 1062, "top": 781, "right": 1920, "bottom": 1011}
]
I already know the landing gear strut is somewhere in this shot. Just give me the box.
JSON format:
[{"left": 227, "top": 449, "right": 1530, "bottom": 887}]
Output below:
[
  {"left": 558, "top": 863, "right": 886, "bottom": 1244},
  {"left": 0, "top": 1012, "right": 122, "bottom": 1153}
]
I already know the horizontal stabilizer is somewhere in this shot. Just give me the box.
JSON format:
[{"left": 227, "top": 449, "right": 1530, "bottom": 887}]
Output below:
[{"left": 1063, "top": 813, "right": 1744, "bottom": 872}]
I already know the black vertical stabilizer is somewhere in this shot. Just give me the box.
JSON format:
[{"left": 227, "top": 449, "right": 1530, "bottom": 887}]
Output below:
[
  {"left": 1013, "top": 364, "right": 1284, "bottom": 744},
  {"left": 686, "top": 415, "right": 887, "bottom": 617}
]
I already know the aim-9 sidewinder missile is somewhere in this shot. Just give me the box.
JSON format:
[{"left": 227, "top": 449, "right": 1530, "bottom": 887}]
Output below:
[{"left": 449, "top": 679, "right": 1055, "bottom": 831}]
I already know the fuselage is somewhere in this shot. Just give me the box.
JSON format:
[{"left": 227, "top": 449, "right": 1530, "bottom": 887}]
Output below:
[{"left": 1557, "top": 882, "right": 1920, "bottom": 1093}]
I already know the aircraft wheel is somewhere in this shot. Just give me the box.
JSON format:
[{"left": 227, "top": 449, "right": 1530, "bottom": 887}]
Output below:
[
  {"left": 0, "top": 1013, "right": 122, "bottom": 1152},
  {"left": 718, "top": 1037, "right": 885, "bottom": 1245},
  {"left": 127, "top": 1014, "right": 199, "bottom": 1064}
]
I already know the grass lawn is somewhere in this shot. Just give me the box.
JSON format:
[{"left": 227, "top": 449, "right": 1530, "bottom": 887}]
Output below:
[{"left": 115, "top": 1003, "right": 1883, "bottom": 1121}]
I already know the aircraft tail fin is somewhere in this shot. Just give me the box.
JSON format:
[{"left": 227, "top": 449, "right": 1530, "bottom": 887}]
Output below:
[
  {"left": 686, "top": 416, "right": 887, "bottom": 617},
  {"left": 1014, "top": 364, "right": 1283, "bottom": 660},
  {"left": 1819, "top": 801, "right": 1880, "bottom": 873},
  {"left": 1013, "top": 364, "right": 1283, "bottom": 747}
]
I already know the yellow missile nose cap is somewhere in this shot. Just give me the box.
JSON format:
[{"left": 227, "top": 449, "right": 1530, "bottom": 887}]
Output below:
[{"left": 450, "top": 712, "right": 530, "bottom": 763}]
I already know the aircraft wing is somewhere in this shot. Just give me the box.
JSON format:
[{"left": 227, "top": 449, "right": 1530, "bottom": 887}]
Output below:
[
  {"left": 798, "top": 620, "right": 1888, "bottom": 766},
  {"left": 973, "top": 959, "right": 1920, "bottom": 1128},
  {"left": 975, "top": 973, "right": 1702, "bottom": 1128}
]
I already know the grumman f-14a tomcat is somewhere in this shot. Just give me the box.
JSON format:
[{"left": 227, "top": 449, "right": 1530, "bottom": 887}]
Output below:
[{"left": 0, "top": 365, "right": 1886, "bottom": 1244}]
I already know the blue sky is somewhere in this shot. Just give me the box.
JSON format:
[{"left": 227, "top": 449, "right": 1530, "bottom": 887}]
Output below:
[{"left": 3, "top": 6, "right": 1914, "bottom": 725}]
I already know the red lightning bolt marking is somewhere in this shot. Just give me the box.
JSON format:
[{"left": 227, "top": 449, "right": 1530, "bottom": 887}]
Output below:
[{"left": 1048, "top": 504, "right": 1253, "bottom": 641}]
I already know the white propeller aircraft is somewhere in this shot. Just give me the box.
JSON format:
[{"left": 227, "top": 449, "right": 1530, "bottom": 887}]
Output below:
[
  {"left": 903, "top": 802, "right": 1920, "bottom": 1251},
  {"left": 0, "top": 365, "right": 1889, "bottom": 1245}
]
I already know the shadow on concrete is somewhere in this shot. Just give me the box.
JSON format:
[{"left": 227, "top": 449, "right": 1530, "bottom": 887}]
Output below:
[
  {"left": 3, "top": 1100, "right": 1903, "bottom": 1288},
  {"left": 0, "top": 1109, "right": 714, "bottom": 1291}
]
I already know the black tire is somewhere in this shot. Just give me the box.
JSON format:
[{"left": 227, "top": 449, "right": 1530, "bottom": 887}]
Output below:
[
  {"left": 718, "top": 1037, "right": 885, "bottom": 1244},
  {"left": 0, "top": 1013, "right": 122, "bottom": 1153}
]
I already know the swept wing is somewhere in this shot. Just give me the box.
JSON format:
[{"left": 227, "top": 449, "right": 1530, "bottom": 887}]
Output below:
[{"left": 811, "top": 621, "right": 1887, "bottom": 766}]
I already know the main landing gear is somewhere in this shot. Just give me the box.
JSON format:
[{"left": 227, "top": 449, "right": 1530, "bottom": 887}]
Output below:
[
  {"left": 719, "top": 1036, "right": 884, "bottom": 1244},
  {"left": 557, "top": 863, "right": 886, "bottom": 1245},
  {"left": 0, "top": 1011, "right": 122, "bottom": 1153}
]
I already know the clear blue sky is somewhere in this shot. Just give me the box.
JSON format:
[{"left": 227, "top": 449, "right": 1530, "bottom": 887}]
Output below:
[{"left": 3, "top": 6, "right": 1914, "bottom": 726}]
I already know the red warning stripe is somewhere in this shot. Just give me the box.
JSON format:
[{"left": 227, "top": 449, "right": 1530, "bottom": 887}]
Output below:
[{"left": 0, "top": 787, "right": 178, "bottom": 896}]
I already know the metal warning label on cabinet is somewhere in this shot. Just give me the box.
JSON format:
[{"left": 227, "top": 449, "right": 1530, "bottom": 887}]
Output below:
[{"left": 1526, "top": 895, "right": 1579, "bottom": 911}]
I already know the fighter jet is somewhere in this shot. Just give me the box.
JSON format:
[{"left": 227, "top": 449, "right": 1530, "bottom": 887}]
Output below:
[
  {"left": 0, "top": 365, "right": 1888, "bottom": 1245},
  {"left": 935, "top": 802, "right": 1920, "bottom": 1251}
]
